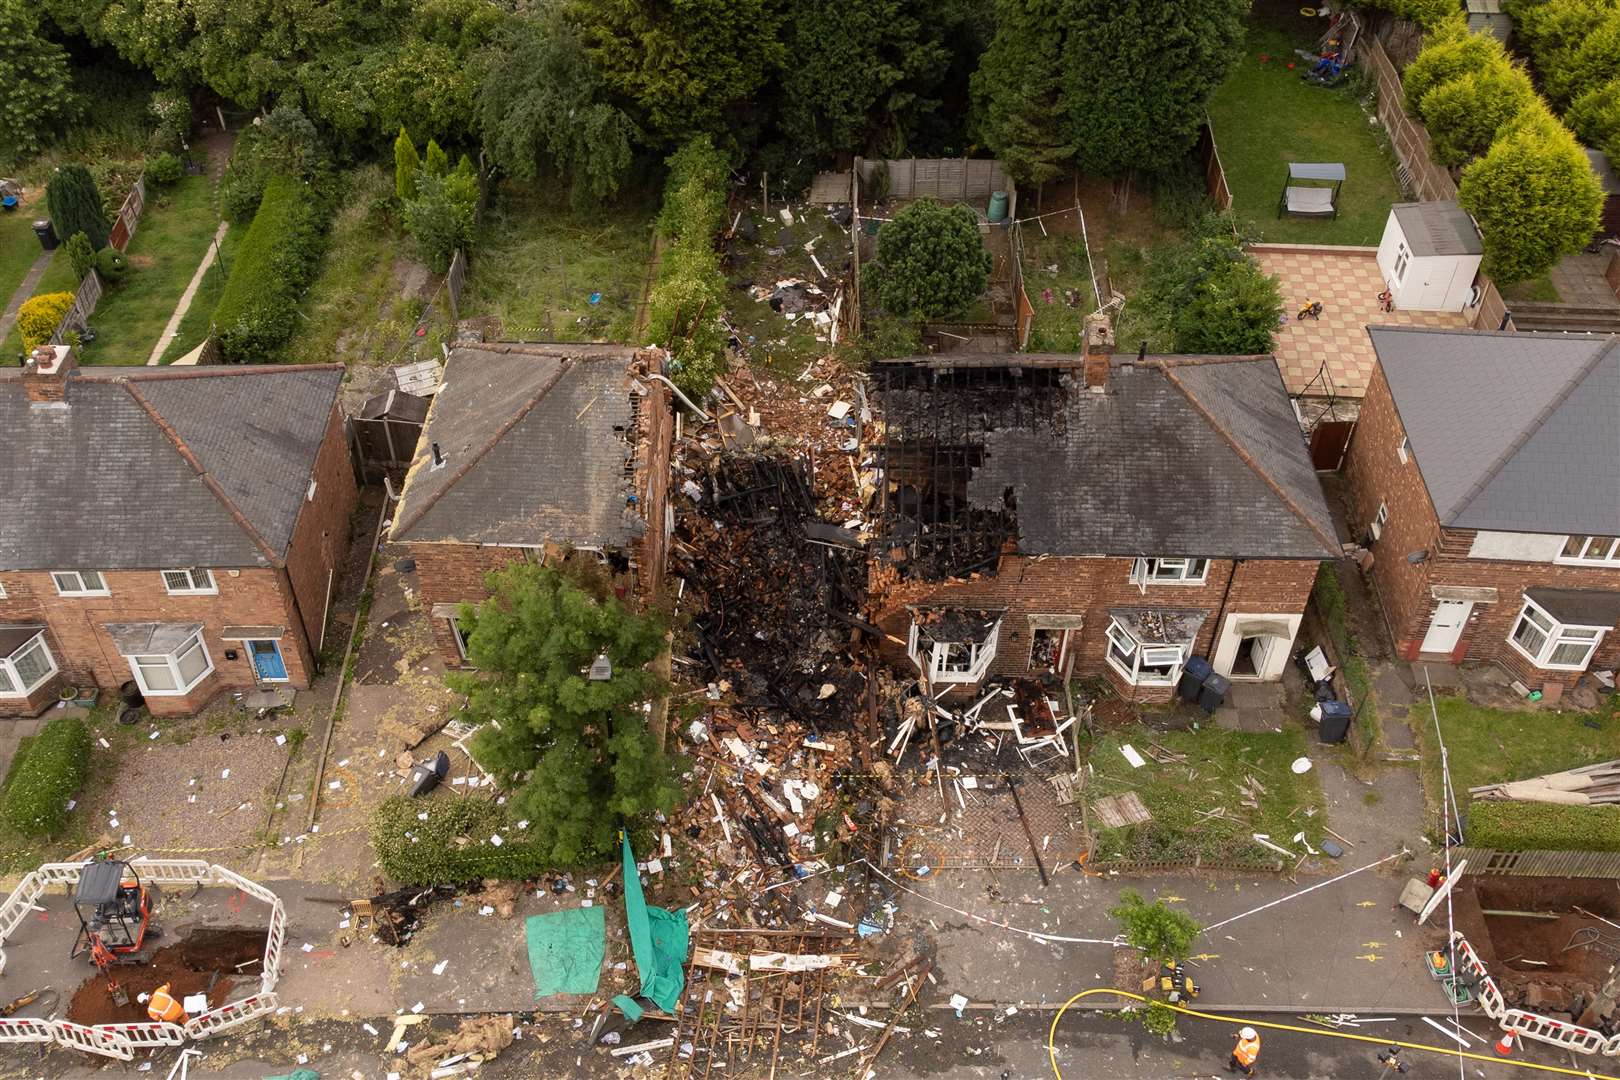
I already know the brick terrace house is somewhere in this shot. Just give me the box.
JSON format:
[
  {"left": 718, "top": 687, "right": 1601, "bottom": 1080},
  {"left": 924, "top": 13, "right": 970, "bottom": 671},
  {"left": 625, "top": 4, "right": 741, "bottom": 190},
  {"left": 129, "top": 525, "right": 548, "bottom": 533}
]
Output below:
[
  {"left": 0, "top": 346, "right": 357, "bottom": 718},
  {"left": 389, "top": 344, "right": 673, "bottom": 666},
  {"left": 1343, "top": 327, "right": 1620, "bottom": 702},
  {"left": 867, "top": 316, "right": 1340, "bottom": 703}
]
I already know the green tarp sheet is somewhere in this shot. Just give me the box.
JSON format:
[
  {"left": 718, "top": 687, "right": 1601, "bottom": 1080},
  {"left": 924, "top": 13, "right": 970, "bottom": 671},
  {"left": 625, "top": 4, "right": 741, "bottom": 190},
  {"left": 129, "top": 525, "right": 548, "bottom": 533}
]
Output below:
[
  {"left": 621, "top": 833, "right": 689, "bottom": 1013},
  {"left": 525, "top": 905, "right": 605, "bottom": 998}
]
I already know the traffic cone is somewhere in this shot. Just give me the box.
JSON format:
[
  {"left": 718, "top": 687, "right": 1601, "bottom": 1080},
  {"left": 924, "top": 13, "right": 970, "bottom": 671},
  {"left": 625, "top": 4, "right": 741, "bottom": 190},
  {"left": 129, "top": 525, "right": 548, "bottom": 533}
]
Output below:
[{"left": 1495, "top": 1030, "right": 1515, "bottom": 1056}]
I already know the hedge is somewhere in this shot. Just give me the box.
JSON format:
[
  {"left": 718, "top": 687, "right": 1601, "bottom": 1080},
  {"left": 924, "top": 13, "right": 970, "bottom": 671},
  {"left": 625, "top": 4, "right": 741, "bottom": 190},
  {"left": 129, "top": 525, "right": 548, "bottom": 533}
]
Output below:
[
  {"left": 17, "top": 291, "right": 74, "bottom": 353},
  {"left": 370, "top": 795, "right": 549, "bottom": 885},
  {"left": 211, "top": 175, "right": 328, "bottom": 363},
  {"left": 1467, "top": 800, "right": 1620, "bottom": 853},
  {"left": 1, "top": 717, "right": 91, "bottom": 838},
  {"left": 648, "top": 137, "right": 730, "bottom": 398}
]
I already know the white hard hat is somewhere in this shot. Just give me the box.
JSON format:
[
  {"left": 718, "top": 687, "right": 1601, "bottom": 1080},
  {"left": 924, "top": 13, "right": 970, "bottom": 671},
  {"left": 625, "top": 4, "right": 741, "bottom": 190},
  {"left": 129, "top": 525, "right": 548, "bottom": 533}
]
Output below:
[{"left": 1240, "top": 1027, "right": 1258, "bottom": 1040}]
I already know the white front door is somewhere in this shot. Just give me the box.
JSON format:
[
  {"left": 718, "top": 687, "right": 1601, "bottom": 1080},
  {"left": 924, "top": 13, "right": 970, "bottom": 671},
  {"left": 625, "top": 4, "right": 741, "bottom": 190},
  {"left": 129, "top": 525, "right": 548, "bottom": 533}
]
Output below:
[{"left": 1420, "top": 600, "right": 1472, "bottom": 654}]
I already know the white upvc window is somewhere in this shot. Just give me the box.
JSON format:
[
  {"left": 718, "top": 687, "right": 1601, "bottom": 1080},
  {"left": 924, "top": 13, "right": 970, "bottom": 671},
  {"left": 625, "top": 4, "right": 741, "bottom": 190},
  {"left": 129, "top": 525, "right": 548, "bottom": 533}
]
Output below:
[
  {"left": 1508, "top": 599, "right": 1607, "bottom": 671},
  {"left": 1369, "top": 502, "right": 1389, "bottom": 541},
  {"left": 907, "top": 618, "right": 1000, "bottom": 685},
  {"left": 1397, "top": 436, "right": 1410, "bottom": 465},
  {"left": 127, "top": 630, "right": 213, "bottom": 695},
  {"left": 448, "top": 614, "right": 472, "bottom": 662},
  {"left": 1105, "top": 620, "right": 1186, "bottom": 686},
  {"left": 0, "top": 632, "right": 57, "bottom": 698},
  {"left": 0, "top": 580, "right": 7, "bottom": 599},
  {"left": 162, "top": 568, "right": 217, "bottom": 595},
  {"left": 1556, "top": 535, "right": 1620, "bottom": 565},
  {"left": 52, "top": 570, "right": 109, "bottom": 597},
  {"left": 1130, "top": 557, "right": 1210, "bottom": 586},
  {"left": 1393, "top": 244, "right": 1409, "bottom": 284}
]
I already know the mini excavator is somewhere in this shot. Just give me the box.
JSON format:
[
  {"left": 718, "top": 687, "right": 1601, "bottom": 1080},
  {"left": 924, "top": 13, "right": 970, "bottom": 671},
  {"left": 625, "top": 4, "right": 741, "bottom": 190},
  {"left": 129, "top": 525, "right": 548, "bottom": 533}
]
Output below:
[{"left": 69, "top": 859, "right": 157, "bottom": 1006}]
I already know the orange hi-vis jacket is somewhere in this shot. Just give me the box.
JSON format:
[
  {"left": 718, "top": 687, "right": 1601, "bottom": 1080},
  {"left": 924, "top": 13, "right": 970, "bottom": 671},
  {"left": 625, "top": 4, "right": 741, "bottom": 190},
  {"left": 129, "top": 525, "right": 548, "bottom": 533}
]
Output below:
[
  {"left": 147, "top": 983, "right": 187, "bottom": 1024},
  {"left": 1234, "top": 1033, "right": 1261, "bottom": 1066}
]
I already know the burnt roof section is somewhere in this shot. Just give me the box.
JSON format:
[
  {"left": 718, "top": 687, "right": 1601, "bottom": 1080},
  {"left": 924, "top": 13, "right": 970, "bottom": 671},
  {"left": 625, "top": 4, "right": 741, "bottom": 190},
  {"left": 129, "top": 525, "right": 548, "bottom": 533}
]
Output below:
[
  {"left": 390, "top": 344, "right": 648, "bottom": 547},
  {"left": 1369, "top": 327, "right": 1620, "bottom": 534},
  {"left": 871, "top": 355, "right": 1337, "bottom": 574},
  {"left": 0, "top": 365, "right": 343, "bottom": 570},
  {"left": 1391, "top": 201, "right": 1483, "bottom": 257}
]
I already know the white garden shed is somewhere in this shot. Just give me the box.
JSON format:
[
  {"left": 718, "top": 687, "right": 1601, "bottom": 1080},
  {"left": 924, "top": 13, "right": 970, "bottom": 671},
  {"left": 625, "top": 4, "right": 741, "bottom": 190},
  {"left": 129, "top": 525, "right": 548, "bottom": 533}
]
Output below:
[{"left": 1376, "top": 201, "right": 1484, "bottom": 312}]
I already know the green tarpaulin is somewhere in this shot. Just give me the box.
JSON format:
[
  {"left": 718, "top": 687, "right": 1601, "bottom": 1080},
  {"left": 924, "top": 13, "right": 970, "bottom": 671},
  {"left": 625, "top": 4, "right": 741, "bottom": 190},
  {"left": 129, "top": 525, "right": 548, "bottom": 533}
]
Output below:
[
  {"left": 621, "top": 833, "right": 689, "bottom": 1013},
  {"left": 525, "top": 905, "right": 605, "bottom": 998}
]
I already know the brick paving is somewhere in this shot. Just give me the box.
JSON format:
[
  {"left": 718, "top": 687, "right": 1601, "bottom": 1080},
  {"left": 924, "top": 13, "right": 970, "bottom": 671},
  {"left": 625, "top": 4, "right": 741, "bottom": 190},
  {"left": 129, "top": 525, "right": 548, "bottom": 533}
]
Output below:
[
  {"left": 891, "top": 762, "right": 1086, "bottom": 871},
  {"left": 1253, "top": 245, "right": 1468, "bottom": 398}
]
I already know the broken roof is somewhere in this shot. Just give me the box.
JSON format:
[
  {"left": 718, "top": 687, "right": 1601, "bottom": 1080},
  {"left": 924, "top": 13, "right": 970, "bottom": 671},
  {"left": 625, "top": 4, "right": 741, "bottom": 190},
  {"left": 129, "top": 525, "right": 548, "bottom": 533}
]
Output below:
[
  {"left": 1369, "top": 327, "right": 1620, "bottom": 534},
  {"left": 0, "top": 365, "right": 343, "bottom": 570},
  {"left": 872, "top": 354, "right": 1338, "bottom": 565},
  {"left": 389, "top": 344, "right": 653, "bottom": 547}
]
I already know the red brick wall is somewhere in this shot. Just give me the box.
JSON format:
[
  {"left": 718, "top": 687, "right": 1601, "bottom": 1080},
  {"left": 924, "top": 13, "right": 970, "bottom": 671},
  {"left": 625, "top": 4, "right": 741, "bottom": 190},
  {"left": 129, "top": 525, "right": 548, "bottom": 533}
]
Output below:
[
  {"left": 282, "top": 405, "right": 360, "bottom": 668},
  {"left": 872, "top": 555, "right": 1319, "bottom": 702},
  {"left": 409, "top": 543, "right": 532, "bottom": 665},
  {"left": 637, "top": 381, "right": 673, "bottom": 599},
  {"left": 0, "top": 567, "right": 315, "bottom": 717},
  {"left": 1343, "top": 365, "right": 1620, "bottom": 690}
]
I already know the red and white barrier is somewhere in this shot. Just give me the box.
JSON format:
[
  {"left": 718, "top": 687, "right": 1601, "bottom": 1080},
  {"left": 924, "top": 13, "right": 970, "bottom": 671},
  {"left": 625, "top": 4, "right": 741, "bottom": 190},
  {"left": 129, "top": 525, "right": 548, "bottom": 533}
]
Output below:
[{"left": 1451, "top": 931, "right": 1620, "bottom": 1058}]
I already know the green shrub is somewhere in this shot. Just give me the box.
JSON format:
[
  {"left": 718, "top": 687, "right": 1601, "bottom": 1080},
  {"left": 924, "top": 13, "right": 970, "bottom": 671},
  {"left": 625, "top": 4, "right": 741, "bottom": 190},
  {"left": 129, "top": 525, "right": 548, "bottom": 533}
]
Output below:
[
  {"left": 424, "top": 138, "right": 449, "bottom": 179},
  {"left": 1566, "top": 79, "right": 1620, "bottom": 158},
  {"left": 64, "top": 232, "right": 96, "bottom": 283},
  {"left": 1420, "top": 64, "right": 1537, "bottom": 167},
  {"left": 17, "top": 291, "right": 74, "bottom": 352},
  {"left": 46, "top": 164, "right": 110, "bottom": 251},
  {"left": 649, "top": 136, "right": 732, "bottom": 397},
  {"left": 1402, "top": 29, "right": 1507, "bottom": 115},
  {"left": 394, "top": 126, "right": 420, "bottom": 201},
  {"left": 1357, "top": 0, "right": 1459, "bottom": 31},
  {"left": 95, "top": 247, "right": 129, "bottom": 283},
  {"left": 1312, "top": 563, "right": 1352, "bottom": 657},
  {"left": 1110, "top": 888, "right": 1200, "bottom": 962},
  {"left": 401, "top": 170, "right": 477, "bottom": 272},
  {"left": 219, "top": 104, "right": 328, "bottom": 224},
  {"left": 212, "top": 174, "right": 329, "bottom": 362},
  {"left": 370, "top": 795, "right": 549, "bottom": 884},
  {"left": 146, "top": 151, "right": 184, "bottom": 185},
  {"left": 148, "top": 90, "right": 190, "bottom": 153},
  {"left": 1139, "top": 213, "right": 1281, "bottom": 355},
  {"left": 1, "top": 717, "right": 90, "bottom": 839},
  {"left": 1467, "top": 800, "right": 1620, "bottom": 852},
  {"left": 873, "top": 199, "right": 993, "bottom": 319}
]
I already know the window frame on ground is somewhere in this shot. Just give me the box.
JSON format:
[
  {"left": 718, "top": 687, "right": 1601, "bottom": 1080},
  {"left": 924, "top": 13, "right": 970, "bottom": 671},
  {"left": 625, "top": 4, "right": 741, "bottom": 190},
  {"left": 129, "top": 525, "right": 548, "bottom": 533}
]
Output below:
[
  {"left": 0, "top": 632, "right": 57, "bottom": 698},
  {"left": 907, "top": 618, "right": 1000, "bottom": 685},
  {"left": 1556, "top": 535, "right": 1620, "bottom": 565},
  {"left": 1507, "top": 598, "right": 1607, "bottom": 671},
  {"left": 1130, "top": 557, "right": 1210, "bottom": 586},
  {"left": 1105, "top": 619, "right": 1186, "bottom": 686},
  {"left": 448, "top": 615, "right": 473, "bottom": 663},
  {"left": 52, "top": 570, "right": 109, "bottom": 597},
  {"left": 125, "top": 629, "right": 213, "bottom": 696},
  {"left": 161, "top": 568, "right": 217, "bottom": 595}
]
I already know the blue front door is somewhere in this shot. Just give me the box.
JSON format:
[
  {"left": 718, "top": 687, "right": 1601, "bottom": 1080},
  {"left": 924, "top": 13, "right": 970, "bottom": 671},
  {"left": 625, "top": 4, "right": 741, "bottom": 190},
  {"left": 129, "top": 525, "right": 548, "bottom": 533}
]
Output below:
[{"left": 249, "top": 640, "right": 287, "bottom": 682}]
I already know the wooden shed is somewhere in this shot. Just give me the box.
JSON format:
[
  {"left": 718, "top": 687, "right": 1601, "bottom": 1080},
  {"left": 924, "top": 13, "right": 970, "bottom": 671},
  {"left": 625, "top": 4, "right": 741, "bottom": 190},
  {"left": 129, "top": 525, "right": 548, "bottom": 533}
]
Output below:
[
  {"left": 351, "top": 387, "right": 430, "bottom": 479},
  {"left": 1376, "top": 202, "right": 1483, "bottom": 313}
]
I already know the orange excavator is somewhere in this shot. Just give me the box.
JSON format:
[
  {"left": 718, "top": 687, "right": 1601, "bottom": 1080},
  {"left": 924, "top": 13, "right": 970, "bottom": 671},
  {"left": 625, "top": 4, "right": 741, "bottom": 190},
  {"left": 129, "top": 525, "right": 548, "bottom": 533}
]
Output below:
[{"left": 69, "top": 859, "right": 156, "bottom": 1006}]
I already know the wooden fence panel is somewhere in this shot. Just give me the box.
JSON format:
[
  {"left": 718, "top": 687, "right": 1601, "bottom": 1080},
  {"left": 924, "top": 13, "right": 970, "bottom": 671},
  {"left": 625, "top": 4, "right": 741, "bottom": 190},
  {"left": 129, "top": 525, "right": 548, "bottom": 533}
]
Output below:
[
  {"left": 49, "top": 270, "right": 103, "bottom": 345},
  {"left": 1198, "top": 121, "right": 1233, "bottom": 211},
  {"left": 447, "top": 248, "right": 467, "bottom": 320},
  {"left": 107, "top": 177, "right": 146, "bottom": 253}
]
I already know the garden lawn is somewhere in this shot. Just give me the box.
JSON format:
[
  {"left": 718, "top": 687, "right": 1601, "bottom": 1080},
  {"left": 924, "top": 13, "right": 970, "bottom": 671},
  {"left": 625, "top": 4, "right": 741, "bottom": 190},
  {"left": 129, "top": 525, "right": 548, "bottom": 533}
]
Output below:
[
  {"left": 1205, "top": 11, "right": 1404, "bottom": 245},
  {"left": 1417, "top": 694, "right": 1620, "bottom": 850},
  {"left": 0, "top": 210, "right": 53, "bottom": 314},
  {"left": 156, "top": 222, "right": 242, "bottom": 363},
  {"left": 78, "top": 175, "right": 223, "bottom": 365},
  {"left": 460, "top": 183, "right": 656, "bottom": 345},
  {"left": 726, "top": 200, "right": 854, "bottom": 375},
  {"left": 1019, "top": 225, "right": 1094, "bottom": 352},
  {"left": 2, "top": 251, "right": 78, "bottom": 359},
  {"left": 1084, "top": 724, "right": 1326, "bottom": 865}
]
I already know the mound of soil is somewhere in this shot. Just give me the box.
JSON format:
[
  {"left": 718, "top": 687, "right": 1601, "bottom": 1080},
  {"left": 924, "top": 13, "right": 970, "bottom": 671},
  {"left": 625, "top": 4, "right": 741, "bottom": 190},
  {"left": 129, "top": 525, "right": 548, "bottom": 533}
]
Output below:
[{"left": 67, "top": 927, "right": 266, "bottom": 1026}]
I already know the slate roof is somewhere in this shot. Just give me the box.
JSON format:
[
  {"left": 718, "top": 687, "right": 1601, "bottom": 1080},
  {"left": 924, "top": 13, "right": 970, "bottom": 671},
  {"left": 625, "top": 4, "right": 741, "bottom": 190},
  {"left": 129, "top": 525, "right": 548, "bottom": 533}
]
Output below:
[
  {"left": 1369, "top": 327, "right": 1620, "bottom": 535},
  {"left": 389, "top": 345, "right": 648, "bottom": 547},
  {"left": 0, "top": 365, "right": 344, "bottom": 571},
  {"left": 875, "top": 354, "right": 1339, "bottom": 559},
  {"left": 1391, "top": 201, "right": 1483, "bottom": 257}
]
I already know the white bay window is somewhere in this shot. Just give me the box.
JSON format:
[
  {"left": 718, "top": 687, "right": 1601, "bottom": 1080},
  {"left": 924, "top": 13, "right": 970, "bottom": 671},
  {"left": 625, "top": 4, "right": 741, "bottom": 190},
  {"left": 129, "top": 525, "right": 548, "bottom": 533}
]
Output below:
[
  {"left": 109, "top": 623, "right": 215, "bottom": 696},
  {"left": 0, "top": 630, "right": 57, "bottom": 698},
  {"left": 908, "top": 609, "right": 1002, "bottom": 685},
  {"left": 1106, "top": 619, "right": 1186, "bottom": 686},
  {"left": 1557, "top": 535, "right": 1620, "bottom": 565},
  {"left": 1509, "top": 599, "right": 1606, "bottom": 671}
]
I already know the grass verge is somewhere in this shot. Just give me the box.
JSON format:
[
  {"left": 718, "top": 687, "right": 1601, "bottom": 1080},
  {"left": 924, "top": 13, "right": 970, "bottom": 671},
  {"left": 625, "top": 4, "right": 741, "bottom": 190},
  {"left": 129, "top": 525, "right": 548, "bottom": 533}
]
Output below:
[
  {"left": 157, "top": 222, "right": 242, "bottom": 363},
  {"left": 283, "top": 165, "right": 403, "bottom": 366}
]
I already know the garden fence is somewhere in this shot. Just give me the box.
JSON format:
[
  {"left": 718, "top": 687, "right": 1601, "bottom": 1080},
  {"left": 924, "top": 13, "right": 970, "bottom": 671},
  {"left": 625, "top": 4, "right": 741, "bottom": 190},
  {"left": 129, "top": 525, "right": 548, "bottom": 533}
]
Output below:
[
  {"left": 48, "top": 270, "right": 103, "bottom": 347},
  {"left": 447, "top": 248, "right": 467, "bottom": 319},
  {"left": 107, "top": 177, "right": 146, "bottom": 253},
  {"left": 854, "top": 156, "right": 1010, "bottom": 204},
  {"left": 1196, "top": 120, "right": 1233, "bottom": 211}
]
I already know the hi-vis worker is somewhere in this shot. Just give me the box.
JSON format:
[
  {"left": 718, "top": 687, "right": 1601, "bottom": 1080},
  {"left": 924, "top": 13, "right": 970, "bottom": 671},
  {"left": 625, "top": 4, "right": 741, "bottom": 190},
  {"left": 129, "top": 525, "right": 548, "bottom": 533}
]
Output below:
[
  {"left": 146, "top": 982, "right": 188, "bottom": 1025},
  {"left": 1227, "top": 1026, "right": 1260, "bottom": 1077}
]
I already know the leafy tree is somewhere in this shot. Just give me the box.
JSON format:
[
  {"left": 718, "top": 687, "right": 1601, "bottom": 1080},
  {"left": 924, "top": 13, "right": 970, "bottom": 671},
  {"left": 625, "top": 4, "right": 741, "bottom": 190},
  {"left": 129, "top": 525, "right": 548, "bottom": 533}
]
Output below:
[
  {"left": 1061, "top": 0, "right": 1246, "bottom": 176},
  {"left": 1141, "top": 213, "right": 1281, "bottom": 355},
  {"left": 18, "top": 292, "right": 75, "bottom": 353},
  {"left": 1522, "top": 0, "right": 1620, "bottom": 111},
  {"left": 1400, "top": 22, "right": 1504, "bottom": 114},
  {"left": 778, "top": 0, "right": 954, "bottom": 161},
  {"left": 395, "top": 127, "right": 420, "bottom": 201},
  {"left": 46, "top": 165, "right": 111, "bottom": 252},
  {"left": 648, "top": 137, "right": 730, "bottom": 395},
  {"left": 1459, "top": 105, "right": 1604, "bottom": 284},
  {"left": 1419, "top": 63, "right": 1537, "bottom": 167},
  {"left": 873, "top": 198, "right": 992, "bottom": 318},
  {"left": 1567, "top": 79, "right": 1620, "bottom": 159},
  {"left": 65, "top": 232, "right": 97, "bottom": 283},
  {"left": 456, "top": 560, "right": 680, "bottom": 867},
  {"left": 401, "top": 169, "right": 477, "bottom": 272},
  {"left": 424, "top": 137, "right": 449, "bottom": 178},
  {"left": 577, "top": 0, "right": 787, "bottom": 141},
  {"left": 474, "top": 8, "right": 637, "bottom": 203},
  {"left": 971, "top": 0, "right": 1076, "bottom": 190},
  {"left": 456, "top": 153, "right": 474, "bottom": 178},
  {"left": 1355, "top": 0, "right": 1464, "bottom": 31},
  {"left": 0, "top": 0, "right": 80, "bottom": 160},
  {"left": 1110, "top": 888, "right": 1201, "bottom": 963}
]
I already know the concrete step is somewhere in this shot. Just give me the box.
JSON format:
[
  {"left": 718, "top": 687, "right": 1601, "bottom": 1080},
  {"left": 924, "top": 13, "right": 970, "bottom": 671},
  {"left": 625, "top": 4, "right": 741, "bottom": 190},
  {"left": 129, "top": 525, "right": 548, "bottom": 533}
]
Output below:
[{"left": 1509, "top": 301, "right": 1620, "bottom": 333}]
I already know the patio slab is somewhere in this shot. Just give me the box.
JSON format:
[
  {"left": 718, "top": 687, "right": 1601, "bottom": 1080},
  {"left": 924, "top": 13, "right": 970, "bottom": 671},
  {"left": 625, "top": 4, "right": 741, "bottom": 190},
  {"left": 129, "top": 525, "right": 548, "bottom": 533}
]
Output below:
[{"left": 1252, "top": 245, "right": 1469, "bottom": 398}]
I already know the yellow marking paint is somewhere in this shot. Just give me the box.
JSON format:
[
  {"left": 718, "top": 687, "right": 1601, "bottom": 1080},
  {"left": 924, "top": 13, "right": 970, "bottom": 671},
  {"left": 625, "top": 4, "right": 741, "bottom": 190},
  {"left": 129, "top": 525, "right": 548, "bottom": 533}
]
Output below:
[
  {"left": 1355, "top": 900, "right": 1377, "bottom": 908},
  {"left": 1188, "top": 953, "right": 1222, "bottom": 962},
  {"left": 1354, "top": 953, "right": 1383, "bottom": 963},
  {"left": 1361, "top": 941, "right": 1385, "bottom": 948},
  {"left": 1159, "top": 895, "right": 1186, "bottom": 903}
]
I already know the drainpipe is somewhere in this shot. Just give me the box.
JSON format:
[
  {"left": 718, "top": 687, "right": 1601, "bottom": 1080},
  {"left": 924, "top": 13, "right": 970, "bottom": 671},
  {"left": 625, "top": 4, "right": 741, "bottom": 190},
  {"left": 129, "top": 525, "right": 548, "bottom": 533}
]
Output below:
[
  {"left": 1209, "top": 558, "right": 1243, "bottom": 663},
  {"left": 644, "top": 373, "right": 712, "bottom": 422}
]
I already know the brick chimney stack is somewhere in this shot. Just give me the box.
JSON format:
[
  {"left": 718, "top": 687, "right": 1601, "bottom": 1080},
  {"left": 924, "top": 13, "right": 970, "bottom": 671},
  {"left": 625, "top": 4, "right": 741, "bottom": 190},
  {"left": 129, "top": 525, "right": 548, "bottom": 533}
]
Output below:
[
  {"left": 1082, "top": 310, "right": 1115, "bottom": 391},
  {"left": 23, "top": 344, "right": 77, "bottom": 404}
]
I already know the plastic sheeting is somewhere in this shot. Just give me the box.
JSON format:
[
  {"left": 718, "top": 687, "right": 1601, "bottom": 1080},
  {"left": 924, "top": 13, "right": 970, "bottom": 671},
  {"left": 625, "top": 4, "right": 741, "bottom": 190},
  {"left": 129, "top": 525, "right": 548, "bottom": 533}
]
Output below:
[
  {"left": 525, "top": 906, "right": 605, "bottom": 998},
  {"left": 621, "top": 833, "right": 689, "bottom": 1013}
]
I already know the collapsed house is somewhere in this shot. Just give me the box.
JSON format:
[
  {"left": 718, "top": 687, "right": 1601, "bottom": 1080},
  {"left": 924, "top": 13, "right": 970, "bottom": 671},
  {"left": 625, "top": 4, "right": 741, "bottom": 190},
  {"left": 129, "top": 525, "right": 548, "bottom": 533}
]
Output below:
[
  {"left": 388, "top": 344, "right": 673, "bottom": 665},
  {"left": 867, "top": 314, "right": 1341, "bottom": 702}
]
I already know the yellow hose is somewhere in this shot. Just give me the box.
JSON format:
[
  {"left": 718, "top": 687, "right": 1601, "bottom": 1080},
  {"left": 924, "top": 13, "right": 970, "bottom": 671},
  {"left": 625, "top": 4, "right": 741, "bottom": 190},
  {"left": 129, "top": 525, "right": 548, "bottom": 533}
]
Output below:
[{"left": 1046, "top": 988, "right": 1620, "bottom": 1080}]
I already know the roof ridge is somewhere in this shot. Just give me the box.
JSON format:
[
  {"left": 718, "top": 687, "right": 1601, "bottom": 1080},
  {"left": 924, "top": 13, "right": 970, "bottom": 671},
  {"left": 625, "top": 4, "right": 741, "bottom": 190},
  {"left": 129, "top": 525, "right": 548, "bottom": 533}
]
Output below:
[
  {"left": 1371, "top": 325, "right": 1614, "bottom": 342},
  {"left": 391, "top": 356, "right": 580, "bottom": 539},
  {"left": 1140, "top": 354, "right": 1273, "bottom": 367},
  {"left": 1159, "top": 364, "right": 1340, "bottom": 556},
  {"left": 122, "top": 381, "right": 285, "bottom": 566},
  {"left": 1443, "top": 336, "right": 1620, "bottom": 523},
  {"left": 79, "top": 364, "right": 346, "bottom": 382}
]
